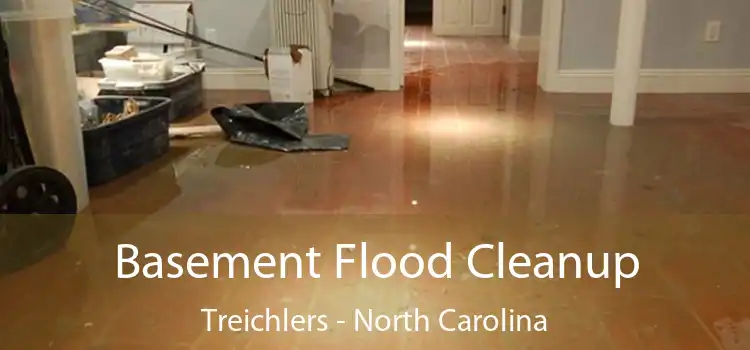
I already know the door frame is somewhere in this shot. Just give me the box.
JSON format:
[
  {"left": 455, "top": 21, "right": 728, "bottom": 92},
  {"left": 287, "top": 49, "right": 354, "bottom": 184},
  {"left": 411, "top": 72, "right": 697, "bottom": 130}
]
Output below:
[
  {"left": 389, "top": 0, "right": 405, "bottom": 90},
  {"left": 389, "top": 0, "right": 510, "bottom": 90},
  {"left": 433, "top": 0, "right": 511, "bottom": 36}
]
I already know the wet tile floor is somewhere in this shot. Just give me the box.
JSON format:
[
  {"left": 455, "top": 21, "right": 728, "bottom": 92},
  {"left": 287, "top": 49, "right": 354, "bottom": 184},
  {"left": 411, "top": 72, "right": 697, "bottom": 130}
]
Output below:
[{"left": 3, "top": 26, "right": 750, "bottom": 349}]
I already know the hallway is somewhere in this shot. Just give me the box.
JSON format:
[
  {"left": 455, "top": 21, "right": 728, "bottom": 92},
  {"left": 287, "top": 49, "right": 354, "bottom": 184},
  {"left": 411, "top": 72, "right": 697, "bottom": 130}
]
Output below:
[{"left": 3, "top": 27, "right": 750, "bottom": 349}]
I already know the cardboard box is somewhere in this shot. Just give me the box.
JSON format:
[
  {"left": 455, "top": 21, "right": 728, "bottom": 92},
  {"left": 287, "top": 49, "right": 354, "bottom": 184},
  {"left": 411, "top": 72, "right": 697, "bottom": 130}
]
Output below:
[
  {"left": 126, "top": 1, "right": 196, "bottom": 58},
  {"left": 105, "top": 45, "right": 137, "bottom": 60},
  {"left": 265, "top": 45, "right": 314, "bottom": 103}
]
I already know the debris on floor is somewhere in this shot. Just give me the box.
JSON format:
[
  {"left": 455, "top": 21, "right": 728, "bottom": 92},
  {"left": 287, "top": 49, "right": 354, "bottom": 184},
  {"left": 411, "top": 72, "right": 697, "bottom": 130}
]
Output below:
[
  {"left": 211, "top": 102, "right": 350, "bottom": 152},
  {"left": 169, "top": 124, "right": 223, "bottom": 139}
]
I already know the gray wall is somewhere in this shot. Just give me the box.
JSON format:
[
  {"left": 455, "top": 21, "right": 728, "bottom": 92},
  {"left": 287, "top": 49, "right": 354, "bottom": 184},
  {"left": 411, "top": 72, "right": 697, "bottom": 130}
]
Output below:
[
  {"left": 332, "top": 0, "right": 390, "bottom": 69},
  {"left": 520, "top": 0, "right": 542, "bottom": 36},
  {"left": 559, "top": 0, "right": 750, "bottom": 70},
  {"left": 194, "top": 0, "right": 269, "bottom": 68},
  {"left": 116, "top": 0, "right": 390, "bottom": 70}
]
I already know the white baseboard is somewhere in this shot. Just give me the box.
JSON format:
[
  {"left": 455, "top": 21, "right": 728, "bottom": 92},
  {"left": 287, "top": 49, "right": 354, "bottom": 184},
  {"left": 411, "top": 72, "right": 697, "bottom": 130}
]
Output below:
[
  {"left": 509, "top": 34, "right": 540, "bottom": 51},
  {"left": 203, "top": 68, "right": 395, "bottom": 91},
  {"left": 335, "top": 69, "right": 396, "bottom": 91},
  {"left": 542, "top": 69, "right": 750, "bottom": 93}
]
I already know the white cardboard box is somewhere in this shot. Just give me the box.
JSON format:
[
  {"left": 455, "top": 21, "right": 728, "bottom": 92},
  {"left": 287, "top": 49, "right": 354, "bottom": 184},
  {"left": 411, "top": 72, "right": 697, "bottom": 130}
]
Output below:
[
  {"left": 267, "top": 47, "right": 314, "bottom": 103},
  {"left": 126, "top": 1, "right": 196, "bottom": 59}
]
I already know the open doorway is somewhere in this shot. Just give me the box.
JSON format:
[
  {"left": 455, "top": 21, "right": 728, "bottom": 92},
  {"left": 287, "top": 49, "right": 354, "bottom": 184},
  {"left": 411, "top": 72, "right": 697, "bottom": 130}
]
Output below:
[
  {"left": 402, "top": 0, "right": 510, "bottom": 35},
  {"left": 405, "top": 0, "right": 433, "bottom": 26},
  {"left": 388, "top": 0, "right": 513, "bottom": 89}
]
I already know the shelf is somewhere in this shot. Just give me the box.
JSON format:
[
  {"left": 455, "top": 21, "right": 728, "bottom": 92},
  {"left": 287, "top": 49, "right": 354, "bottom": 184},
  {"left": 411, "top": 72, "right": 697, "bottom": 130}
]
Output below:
[{"left": 76, "top": 22, "right": 139, "bottom": 33}]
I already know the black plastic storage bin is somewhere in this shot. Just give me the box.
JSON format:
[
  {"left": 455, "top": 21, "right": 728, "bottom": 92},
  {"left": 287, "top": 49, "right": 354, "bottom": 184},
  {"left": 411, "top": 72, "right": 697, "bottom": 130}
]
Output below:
[
  {"left": 83, "top": 96, "right": 172, "bottom": 186},
  {"left": 97, "top": 67, "right": 204, "bottom": 121}
]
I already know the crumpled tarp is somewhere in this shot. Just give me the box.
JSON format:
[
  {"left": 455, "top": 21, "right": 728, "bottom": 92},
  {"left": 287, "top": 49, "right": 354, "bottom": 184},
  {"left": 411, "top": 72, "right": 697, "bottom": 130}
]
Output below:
[{"left": 210, "top": 102, "right": 350, "bottom": 152}]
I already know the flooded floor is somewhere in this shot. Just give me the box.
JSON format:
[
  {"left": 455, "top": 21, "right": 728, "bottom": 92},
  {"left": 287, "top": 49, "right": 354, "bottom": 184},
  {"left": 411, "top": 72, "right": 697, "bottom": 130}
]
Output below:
[{"left": 4, "top": 26, "right": 750, "bottom": 349}]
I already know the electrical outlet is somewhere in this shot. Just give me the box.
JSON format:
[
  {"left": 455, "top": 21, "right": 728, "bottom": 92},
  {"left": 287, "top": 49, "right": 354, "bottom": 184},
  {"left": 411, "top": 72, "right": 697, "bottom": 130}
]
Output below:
[
  {"left": 205, "top": 28, "right": 217, "bottom": 43},
  {"left": 704, "top": 21, "right": 721, "bottom": 42}
]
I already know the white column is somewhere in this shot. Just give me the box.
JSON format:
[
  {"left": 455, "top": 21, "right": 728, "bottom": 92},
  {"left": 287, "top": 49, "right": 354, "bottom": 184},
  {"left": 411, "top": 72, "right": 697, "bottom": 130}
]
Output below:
[{"left": 609, "top": 0, "right": 648, "bottom": 127}]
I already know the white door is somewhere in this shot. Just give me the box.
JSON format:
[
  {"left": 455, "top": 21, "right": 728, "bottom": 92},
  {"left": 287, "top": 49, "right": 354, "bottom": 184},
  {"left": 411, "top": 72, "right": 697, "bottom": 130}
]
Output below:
[{"left": 433, "top": 0, "right": 508, "bottom": 36}]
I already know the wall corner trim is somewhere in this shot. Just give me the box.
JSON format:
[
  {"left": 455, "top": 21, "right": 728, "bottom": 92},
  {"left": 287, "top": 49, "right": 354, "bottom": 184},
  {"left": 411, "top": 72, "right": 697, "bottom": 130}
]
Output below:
[{"left": 510, "top": 34, "right": 540, "bottom": 51}]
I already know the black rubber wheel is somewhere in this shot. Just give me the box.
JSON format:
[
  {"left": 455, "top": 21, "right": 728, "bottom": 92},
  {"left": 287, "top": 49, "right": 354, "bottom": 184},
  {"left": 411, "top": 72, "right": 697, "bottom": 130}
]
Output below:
[{"left": 0, "top": 166, "right": 78, "bottom": 276}]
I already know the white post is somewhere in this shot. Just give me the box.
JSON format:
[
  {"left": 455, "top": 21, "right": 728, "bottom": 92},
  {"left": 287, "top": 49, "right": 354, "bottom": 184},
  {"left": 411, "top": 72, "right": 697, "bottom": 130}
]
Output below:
[{"left": 609, "top": 0, "right": 648, "bottom": 127}]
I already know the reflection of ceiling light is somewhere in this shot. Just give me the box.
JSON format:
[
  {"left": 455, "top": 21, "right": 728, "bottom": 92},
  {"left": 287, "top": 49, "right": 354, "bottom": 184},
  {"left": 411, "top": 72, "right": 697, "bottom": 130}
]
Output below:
[
  {"left": 420, "top": 115, "right": 514, "bottom": 139},
  {"left": 380, "top": 109, "right": 516, "bottom": 141},
  {"left": 404, "top": 40, "right": 428, "bottom": 48}
]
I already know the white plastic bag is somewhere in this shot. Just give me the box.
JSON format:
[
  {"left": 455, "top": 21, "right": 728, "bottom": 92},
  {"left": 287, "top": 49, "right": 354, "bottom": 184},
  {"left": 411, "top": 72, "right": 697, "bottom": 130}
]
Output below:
[{"left": 78, "top": 91, "right": 99, "bottom": 128}]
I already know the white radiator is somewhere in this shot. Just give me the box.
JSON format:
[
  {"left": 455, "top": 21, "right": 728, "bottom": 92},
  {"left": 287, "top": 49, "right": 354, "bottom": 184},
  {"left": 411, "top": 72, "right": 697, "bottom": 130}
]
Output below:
[{"left": 270, "top": 0, "right": 334, "bottom": 95}]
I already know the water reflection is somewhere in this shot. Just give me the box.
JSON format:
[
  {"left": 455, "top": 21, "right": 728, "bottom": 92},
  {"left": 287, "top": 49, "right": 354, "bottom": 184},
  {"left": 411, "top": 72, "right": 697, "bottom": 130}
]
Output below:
[
  {"left": 0, "top": 214, "right": 76, "bottom": 277},
  {"left": 715, "top": 317, "right": 750, "bottom": 350},
  {"left": 598, "top": 126, "right": 633, "bottom": 250}
]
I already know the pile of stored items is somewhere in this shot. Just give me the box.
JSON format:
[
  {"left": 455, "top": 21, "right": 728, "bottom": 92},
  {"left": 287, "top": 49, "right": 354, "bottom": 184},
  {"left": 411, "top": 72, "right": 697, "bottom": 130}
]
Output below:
[
  {"left": 102, "top": 97, "right": 139, "bottom": 124},
  {"left": 76, "top": 42, "right": 200, "bottom": 186},
  {"left": 74, "top": 0, "right": 351, "bottom": 188},
  {"left": 80, "top": 96, "right": 139, "bottom": 129},
  {"left": 80, "top": 95, "right": 171, "bottom": 186},
  {"left": 73, "top": 0, "right": 207, "bottom": 186},
  {"left": 93, "top": 43, "right": 205, "bottom": 122}
]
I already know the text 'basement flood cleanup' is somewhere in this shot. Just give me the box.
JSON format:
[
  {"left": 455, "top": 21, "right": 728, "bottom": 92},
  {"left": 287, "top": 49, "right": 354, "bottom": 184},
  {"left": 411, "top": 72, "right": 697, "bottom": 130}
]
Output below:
[{"left": 118, "top": 242, "right": 640, "bottom": 288}]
